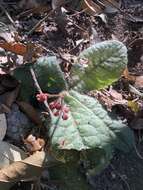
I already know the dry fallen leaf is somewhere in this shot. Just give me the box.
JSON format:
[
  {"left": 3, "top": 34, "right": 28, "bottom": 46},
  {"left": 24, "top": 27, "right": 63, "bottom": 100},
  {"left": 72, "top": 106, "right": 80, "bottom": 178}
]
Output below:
[
  {"left": 0, "top": 141, "right": 27, "bottom": 169},
  {"left": 23, "top": 134, "right": 45, "bottom": 153},
  {"left": 123, "top": 67, "right": 136, "bottom": 82},
  {"left": 128, "top": 100, "right": 140, "bottom": 113},
  {"left": 0, "top": 22, "right": 15, "bottom": 43},
  {"left": 93, "top": 89, "right": 127, "bottom": 111},
  {"left": 0, "top": 41, "right": 43, "bottom": 60},
  {"left": 135, "top": 76, "right": 143, "bottom": 89},
  {"left": 0, "top": 151, "right": 56, "bottom": 190},
  {"left": 0, "top": 42, "right": 27, "bottom": 56},
  {"left": 17, "top": 101, "right": 43, "bottom": 126}
]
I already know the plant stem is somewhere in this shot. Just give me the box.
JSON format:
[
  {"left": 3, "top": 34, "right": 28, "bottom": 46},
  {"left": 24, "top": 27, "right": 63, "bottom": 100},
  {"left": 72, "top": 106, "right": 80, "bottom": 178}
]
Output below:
[{"left": 30, "top": 67, "right": 53, "bottom": 116}]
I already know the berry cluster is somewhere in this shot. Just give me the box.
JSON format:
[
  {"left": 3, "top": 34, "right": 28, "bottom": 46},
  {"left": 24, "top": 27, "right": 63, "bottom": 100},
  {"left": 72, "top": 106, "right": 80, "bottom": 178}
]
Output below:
[
  {"left": 49, "top": 100, "right": 69, "bottom": 120},
  {"left": 36, "top": 93, "right": 48, "bottom": 102}
]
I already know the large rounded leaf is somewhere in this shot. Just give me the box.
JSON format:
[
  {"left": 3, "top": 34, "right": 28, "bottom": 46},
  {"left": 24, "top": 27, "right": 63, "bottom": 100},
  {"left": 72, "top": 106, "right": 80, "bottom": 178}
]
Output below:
[
  {"left": 50, "top": 91, "right": 134, "bottom": 153},
  {"left": 72, "top": 40, "right": 127, "bottom": 91},
  {"left": 14, "top": 56, "right": 67, "bottom": 101}
]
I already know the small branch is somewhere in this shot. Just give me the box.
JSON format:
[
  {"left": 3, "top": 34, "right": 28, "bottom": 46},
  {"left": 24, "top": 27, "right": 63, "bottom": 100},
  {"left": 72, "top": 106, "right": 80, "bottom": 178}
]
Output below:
[
  {"left": 30, "top": 67, "right": 53, "bottom": 116},
  {"left": 0, "top": 2, "right": 16, "bottom": 27},
  {"left": 27, "top": 10, "right": 54, "bottom": 36}
]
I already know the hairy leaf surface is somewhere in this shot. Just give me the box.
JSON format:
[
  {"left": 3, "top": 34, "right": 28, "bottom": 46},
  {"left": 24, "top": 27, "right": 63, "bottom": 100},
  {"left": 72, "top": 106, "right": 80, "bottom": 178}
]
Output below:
[{"left": 72, "top": 40, "right": 127, "bottom": 91}]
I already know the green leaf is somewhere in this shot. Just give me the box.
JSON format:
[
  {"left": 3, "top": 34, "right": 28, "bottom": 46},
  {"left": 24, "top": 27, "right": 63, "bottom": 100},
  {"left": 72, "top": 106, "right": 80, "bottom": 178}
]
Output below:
[
  {"left": 50, "top": 90, "right": 134, "bottom": 153},
  {"left": 72, "top": 40, "right": 127, "bottom": 91},
  {"left": 14, "top": 56, "right": 67, "bottom": 101},
  {"left": 33, "top": 56, "right": 68, "bottom": 94}
]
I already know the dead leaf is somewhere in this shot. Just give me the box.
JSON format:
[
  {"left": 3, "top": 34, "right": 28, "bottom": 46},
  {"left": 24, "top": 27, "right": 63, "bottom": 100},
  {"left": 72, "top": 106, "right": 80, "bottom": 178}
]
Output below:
[
  {"left": 23, "top": 134, "right": 45, "bottom": 153},
  {"left": 123, "top": 67, "right": 136, "bottom": 82},
  {"left": 0, "top": 114, "right": 7, "bottom": 140},
  {"left": 109, "top": 89, "right": 123, "bottom": 101},
  {"left": 82, "top": 0, "right": 104, "bottom": 15},
  {"left": 0, "top": 42, "right": 27, "bottom": 56},
  {"left": 92, "top": 89, "right": 127, "bottom": 111},
  {"left": 17, "top": 101, "right": 43, "bottom": 126},
  {"left": 0, "top": 22, "right": 15, "bottom": 43},
  {"left": 0, "top": 141, "right": 27, "bottom": 168},
  {"left": 135, "top": 76, "right": 143, "bottom": 89},
  {"left": 0, "top": 151, "right": 56, "bottom": 190},
  {"left": 128, "top": 100, "right": 140, "bottom": 113}
]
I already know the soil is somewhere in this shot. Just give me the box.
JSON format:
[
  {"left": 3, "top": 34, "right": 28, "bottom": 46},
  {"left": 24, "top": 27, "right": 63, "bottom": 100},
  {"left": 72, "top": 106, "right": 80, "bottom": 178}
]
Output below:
[{"left": 0, "top": 0, "right": 143, "bottom": 190}]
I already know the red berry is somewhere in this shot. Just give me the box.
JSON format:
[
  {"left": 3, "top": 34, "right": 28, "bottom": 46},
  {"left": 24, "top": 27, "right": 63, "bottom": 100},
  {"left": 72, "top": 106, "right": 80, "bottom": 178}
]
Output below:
[
  {"left": 62, "top": 113, "right": 68, "bottom": 120},
  {"left": 54, "top": 111, "right": 60, "bottom": 116},
  {"left": 63, "top": 106, "right": 69, "bottom": 113},
  {"left": 55, "top": 102, "right": 62, "bottom": 110},
  {"left": 49, "top": 102, "right": 56, "bottom": 109},
  {"left": 36, "top": 93, "right": 48, "bottom": 102}
]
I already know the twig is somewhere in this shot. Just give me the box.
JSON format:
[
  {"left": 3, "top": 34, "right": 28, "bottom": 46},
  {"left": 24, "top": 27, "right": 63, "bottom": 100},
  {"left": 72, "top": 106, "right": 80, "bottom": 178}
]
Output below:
[
  {"left": 70, "top": 8, "right": 87, "bottom": 17},
  {"left": 27, "top": 10, "right": 54, "bottom": 35},
  {"left": 129, "top": 84, "right": 143, "bottom": 98},
  {"left": 30, "top": 67, "right": 53, "bottom": 116},
  {"left": 0, "top": 2, "right": 16, "bottom": 27}
]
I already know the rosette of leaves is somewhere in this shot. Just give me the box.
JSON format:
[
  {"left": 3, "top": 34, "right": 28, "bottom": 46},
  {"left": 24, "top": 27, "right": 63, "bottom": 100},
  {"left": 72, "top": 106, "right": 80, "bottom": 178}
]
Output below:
[
  {"left": 71, "top": 40, "right": 127, "bottom": 91},
  {"left": 14, "top": 40, "right": 134, "bottom": 190}
]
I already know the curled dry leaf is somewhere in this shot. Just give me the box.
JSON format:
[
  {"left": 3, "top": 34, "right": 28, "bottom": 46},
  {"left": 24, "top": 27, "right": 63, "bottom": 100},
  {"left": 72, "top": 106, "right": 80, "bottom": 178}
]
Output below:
[
  {"left": 17, "top": 101, "right": 43, "bottom": 126},
  {"left": 0, "top": 151, "right": 56, "bottom": 190},
  {"left": 23, "top": 134, "right": 45, "bottom": 153}
]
